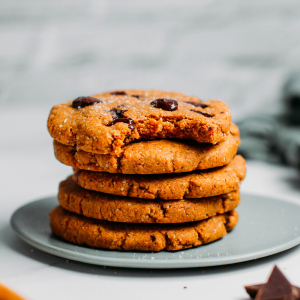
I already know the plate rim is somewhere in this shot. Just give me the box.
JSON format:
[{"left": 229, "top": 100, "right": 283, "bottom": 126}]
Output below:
[{"left": 10, "top": 193, "right": 300, "bottom": 269}]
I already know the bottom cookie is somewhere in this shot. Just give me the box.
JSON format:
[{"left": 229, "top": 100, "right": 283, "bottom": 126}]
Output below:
[{"left": 50, "top": 206, "right": 238, "bottom": 252}]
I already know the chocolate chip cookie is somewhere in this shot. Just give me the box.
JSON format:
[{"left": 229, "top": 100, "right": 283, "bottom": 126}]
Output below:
[
  {"left": 54, "top": 123, "right": 239, "bottom": 174},
  {"left": 73, "top": 155, "right": 246, "bottom": 200},
  {"left": 58, "top": 176, "right": 240, "bottom": 223},
  {"left": 47, "top": 90, "right": 231, "bottom": 155},
  {"left": 50, "top": 206, "right": 238, "bottom": 251}
]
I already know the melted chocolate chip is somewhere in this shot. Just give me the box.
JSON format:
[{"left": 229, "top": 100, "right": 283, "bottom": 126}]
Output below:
[
  {"left": 110, "top": 91, "right": 127, "bottom": 96},
  {"left": 131, "top": 95, "right": 140, "bottom": 99},
  {"left": 108, "top": 108, "right": 134, "bottom": 130},
  {"left": 150, "top": 235, "right": 156, "bottom": 242},
  {"left": 184, "top": 101, "right": 208, "bottom": 109},
  {"left": 192, "top": 111, "right": 214, "bottom": 118},
  {"left": 139, "top": 186, "right": 147, "bottom": 191},
  {"left": 111, "top": 109, "right": 127, "bottom": 119},
  {"left": 108, "top": 109, "right": 134, "bottom": 130},
  {"left": 150, "top": 98, "right": 178, "bottom": 111},
  {"left": 72, "top": 96, "right": 102, "bottom": 108},
  {"left": 110, "top": 118, "right": 134, "bottom": 130}
]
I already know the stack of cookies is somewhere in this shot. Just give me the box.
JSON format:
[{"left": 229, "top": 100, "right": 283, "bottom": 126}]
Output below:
[{"left": 47, "top": 90, "right": 246, "bottom": 252}]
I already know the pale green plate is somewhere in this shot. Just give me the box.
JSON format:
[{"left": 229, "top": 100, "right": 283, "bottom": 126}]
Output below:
[{"left": 11, "top": 194, "right": 300, "bottom": 269}]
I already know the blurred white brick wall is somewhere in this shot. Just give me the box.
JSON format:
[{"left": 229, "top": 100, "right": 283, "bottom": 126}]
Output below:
[{"left": 1, "top": 0, "right": 300, "bottom": 121}]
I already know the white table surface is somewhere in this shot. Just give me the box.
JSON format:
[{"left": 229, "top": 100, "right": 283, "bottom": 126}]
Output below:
[{"left": 1, "top": 108, "right": 300, "bottom": 300}]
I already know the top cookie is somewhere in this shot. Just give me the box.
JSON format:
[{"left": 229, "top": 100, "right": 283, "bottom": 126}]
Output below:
[{"left": 47, "top": 90, "right": 231, "bottom": 155}]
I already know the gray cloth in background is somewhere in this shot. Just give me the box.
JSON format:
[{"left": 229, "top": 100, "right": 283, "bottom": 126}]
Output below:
[{"left": 237, "top": 72, "right": 300, "bottom": 168}]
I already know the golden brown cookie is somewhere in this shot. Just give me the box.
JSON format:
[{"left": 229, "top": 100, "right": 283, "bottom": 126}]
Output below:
[
  {"left": 47, "top": 90, "right": 231, "bottom": 155},
  {"left": 73, "top": 155, "right": 246, "bottom": 200},
  {"left": 58, "top": 176, "right": 240, "bottom": 223},
  {"left": 50, "top": 206, "right": 238, "bottom": 251},
  {"left": 54, "top": 124, "right": 240, "bottom": 174}
]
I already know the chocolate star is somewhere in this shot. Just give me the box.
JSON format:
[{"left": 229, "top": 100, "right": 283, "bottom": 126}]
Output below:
[{"left": 245, "top": 266, "right": 300, "bottom": 300}]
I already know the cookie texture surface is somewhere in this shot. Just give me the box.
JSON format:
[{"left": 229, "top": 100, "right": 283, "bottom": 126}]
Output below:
[
  {"left": 50, "top": 206, "right": 238, "bottom": 251},
  {"left": 54, "top": 124, "right": 239, "bottom": 174},
  {"left": 73, "top": 155, "right": 246, "bottom": 200},
  {"left": 58, "top": 176, "right": 240, "bottom": 223},
  {"left": 47, "top": 90, "right": 231, "bottom": 155}
]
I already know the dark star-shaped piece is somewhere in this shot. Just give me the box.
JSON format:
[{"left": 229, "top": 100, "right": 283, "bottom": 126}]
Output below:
[{"left": 245, "top": 266, "right": 300, "bottom": 300}]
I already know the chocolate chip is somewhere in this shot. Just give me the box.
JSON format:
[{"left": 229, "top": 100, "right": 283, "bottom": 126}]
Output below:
[
  {"left": 150, "top": 235, "right": 156, "bottom": 242},
  {"left": 184, "top": 101, "right": 208, "bottom": 109},
  {"left": 111, "top": 109, "right": 127, "bottom": 119},
  {"left": 200, "top": 112, "right": 214, "bottom": 118},
  {"left": 110, "top": 91, "right": 127, "bottom": 96},
  {"left": 108, "top": 109, "right": 134, "bottom": 130},
  {"left": 192, "top": 111, "right": 214, "bottom": 118},
  {"left": 150, "top": 98, "right": 178, "bottom": 111},
  {"left": 139, "top": 186, "right": 147, "bottom": 191},
  {"left": 131, "top": 95, "right": 140, "bottom": 99},
  {"left": 72, "top": 96, "right": 102, "bottom": 108},
  {"left": 109, "top": 118, "right": 134, "bottom": 130}
]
